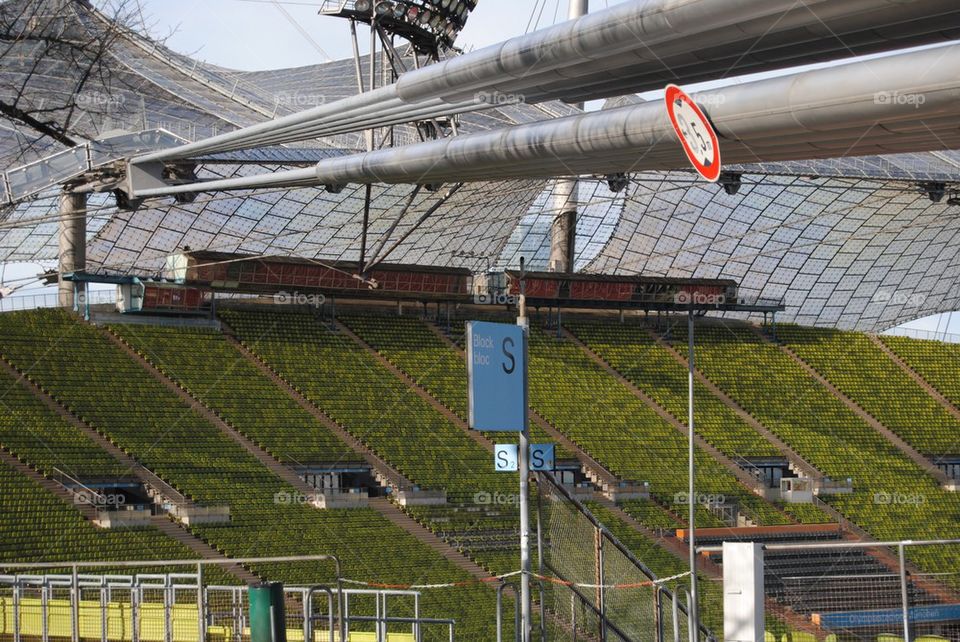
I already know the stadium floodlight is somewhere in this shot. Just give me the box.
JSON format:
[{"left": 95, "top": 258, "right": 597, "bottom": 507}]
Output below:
[
  {"left": 323, "top": 0, "right": 476, "bottom": 51},
  {"left": 719, "top": 171, "right": 743, "bottom": 196},
  {"left": 918, "top": 181, "right": 947, "bottom": 203},
  {"left": 604, "top": 173, "right": 629, "bottom": 193}
]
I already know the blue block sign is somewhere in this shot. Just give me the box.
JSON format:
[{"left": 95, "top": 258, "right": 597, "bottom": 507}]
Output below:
[
  {"left": 494, "top": 444, "right": 519, "bottom": 472},
  {"left": 467, "top": 320, "right": 527, "bottom": 431}
]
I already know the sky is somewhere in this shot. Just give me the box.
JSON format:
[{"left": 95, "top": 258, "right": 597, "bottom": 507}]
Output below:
[
  {"left": 1, "top": 0, "right": 957, "bottom": 335},
  {"left": 133, "top": 0, "right": 605, "bottom": 70}
]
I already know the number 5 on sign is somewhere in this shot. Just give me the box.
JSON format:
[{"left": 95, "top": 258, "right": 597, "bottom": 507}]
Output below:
[
  {"left": 664, "top": 83, "right": 722, "bottom": 183},
  {"left": 467, "top": 320, "right": 527, "bottom": 432}
]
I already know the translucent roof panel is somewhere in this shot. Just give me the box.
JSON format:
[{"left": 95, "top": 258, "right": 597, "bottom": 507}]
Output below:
[{"left": 586, "top": 173, "right": 960, "bottom": 332}]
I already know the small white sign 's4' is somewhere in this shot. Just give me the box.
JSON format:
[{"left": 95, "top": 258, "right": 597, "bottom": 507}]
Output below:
[{"left": 665, "top": 84, "right": 722, "bottom": 183}]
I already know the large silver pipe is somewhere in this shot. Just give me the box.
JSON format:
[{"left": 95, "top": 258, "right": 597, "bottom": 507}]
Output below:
[
  {"left": 133, "top": 43, "right": 960, "bottom": 197},
  {"left": 130, "top": 0, "right": 960, "bottom": 164},
  {"left": 314, "top": 42, "right": 960, "bottom": 184},
  {"left": 396, "top": 0, "right": 960, "bottom": 104},
  {"left": 441, "top": 1, "right": 960, "bottom": 105}
]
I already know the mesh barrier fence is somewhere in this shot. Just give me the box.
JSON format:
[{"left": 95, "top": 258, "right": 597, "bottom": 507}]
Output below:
[
  {"left": 536, "top": 473, "right": 711, "bottom": 642},
  {"left": 750, "top": 540, "right": 960, "bottom": 642}
]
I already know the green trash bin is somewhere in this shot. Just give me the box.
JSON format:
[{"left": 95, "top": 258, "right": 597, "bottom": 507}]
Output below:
[{"left": 249, "top": 582, "right": 286, "bottom": 642}]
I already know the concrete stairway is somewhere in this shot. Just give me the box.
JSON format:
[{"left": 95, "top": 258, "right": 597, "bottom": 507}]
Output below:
[
  {"left": 753, "top": 327, "right": 955, "bottom": 489},
  {"left": 0, "top": 448, "right": 100, "bottom": 522},
  {"left": 0, "top": 357, "right": 200, "bottom": 512},
  {"left": 149, "top": 515, "right": 260, "bottom": 585}
]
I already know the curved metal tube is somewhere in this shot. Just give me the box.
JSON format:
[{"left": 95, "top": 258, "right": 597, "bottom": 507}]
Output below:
[
  {"left": 130, "top": 0, "right": 960, "bottom": 165},
  {"left": 132, "top": 42, "right": 960, "bottom": 197}
]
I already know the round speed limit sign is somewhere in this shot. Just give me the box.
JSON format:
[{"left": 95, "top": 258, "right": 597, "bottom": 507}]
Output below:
[{"left": 664, "top": 84, "right": 722, "bottom": 183}]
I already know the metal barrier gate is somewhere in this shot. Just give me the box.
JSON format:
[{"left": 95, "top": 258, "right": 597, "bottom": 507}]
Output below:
[{"left": 0, "top": 556, "right": 455, "bottom": 642}]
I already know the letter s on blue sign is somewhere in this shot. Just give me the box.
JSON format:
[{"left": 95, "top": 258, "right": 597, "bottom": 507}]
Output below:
[{"left": 502, "top": 337, "right": 516, "bottom": 374}]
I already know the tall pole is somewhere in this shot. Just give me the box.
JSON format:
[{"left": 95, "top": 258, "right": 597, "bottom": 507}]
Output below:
[
  {"left": 549, "top": 0, "right": 587, "bottom": 274},
  {"left": 899, "top": 543, "right": 911, "bottom": 642},
  {"left": 687, "top": 309, "right": 699, "bottom": 641},
  {"left": 517, "top": 257, "right": 531, "bottom": 642}
]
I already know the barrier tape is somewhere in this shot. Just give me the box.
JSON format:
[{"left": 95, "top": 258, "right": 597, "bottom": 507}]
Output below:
[{"left": 340, "top": 570, "right": 691, "bottom": 591}]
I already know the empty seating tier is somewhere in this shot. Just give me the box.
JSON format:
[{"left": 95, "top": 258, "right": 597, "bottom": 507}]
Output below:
[
  {"left": 108, "top": 323, "right": 362, "bottom": 466},
  {"left": 0, "top": 309, "right": 502, "bottom": 638},
  {"left": 778, "top": 325, "right": 960, "bottom": 456},
  {"left": 219, "top": 307, "right": 521, "bottom": 574},
  {"left": 664, "top": 321, "right": 960, "bottom": 580},
  {"left": 880, "top": 335, "right": 960, "bottom": 418},
  {"left": 527, "top": 326, "right": 791, "bottom": 527},
  {"left": 0, "top": 368, "right": 126, "bottom": 480},
  {"left": 566, "top": 321, "right": 782, "bottom": 459}
]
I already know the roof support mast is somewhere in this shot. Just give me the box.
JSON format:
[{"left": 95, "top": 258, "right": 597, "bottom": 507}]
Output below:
[
  {"left": 549, "top": 0, "right": 587, "bottom": 275},
  {"left": 58, "top": 190, "right": 86, "bottom": 309}
]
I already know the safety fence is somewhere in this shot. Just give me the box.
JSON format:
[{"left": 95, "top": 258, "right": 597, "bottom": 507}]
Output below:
[
  {"left": 0, "top": 556, "right": 455, "bottom": 642},
  {"left": 702, "top": 538, "right": 960, "bottom": 642},
  {"left": 534, "top": 473, "right": 715, "bottom": 642}
]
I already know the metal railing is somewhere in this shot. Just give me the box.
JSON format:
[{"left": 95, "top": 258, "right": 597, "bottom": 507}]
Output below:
[
  {"left": 0, "top": 556, "right": 457, "bottom": 642},
  {"left": 882, "top": 326, "right": 960, "bottom": 345},
  {"left": 536, "top": 472, "right": 717, "bottom": 642},
  {"left": 0, "top": 289, "right": 117, "bottom": 314},
  {"left": 700, "top": 538, "right": 960, "bottom": 642}
]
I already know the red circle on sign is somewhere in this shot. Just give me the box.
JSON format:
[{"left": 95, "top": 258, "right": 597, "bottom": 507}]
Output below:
[{"left": 664, "top": 84, "right": 722, "bottom": 183}]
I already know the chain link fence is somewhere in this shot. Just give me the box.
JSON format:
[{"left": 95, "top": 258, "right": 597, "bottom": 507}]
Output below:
[
  {"left": 705, "top": 538, "right": 960, "bottom": 642},
  {"left": 535, "top": 473, "right": 714, "bottom": 642}
]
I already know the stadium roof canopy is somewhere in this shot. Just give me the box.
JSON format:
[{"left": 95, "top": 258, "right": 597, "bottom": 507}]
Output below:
[{"left": 0, "top": 0, "right": 958, "bottom": 332}]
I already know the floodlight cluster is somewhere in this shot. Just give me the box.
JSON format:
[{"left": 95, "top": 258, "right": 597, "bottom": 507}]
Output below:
[{"left": 353, "top": 0, "right": 477, "bottom": 45}]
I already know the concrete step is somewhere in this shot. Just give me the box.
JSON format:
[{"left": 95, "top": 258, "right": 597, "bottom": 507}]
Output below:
[{"left": 149, "top": 516, "right": 260, "bottom": 585}]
